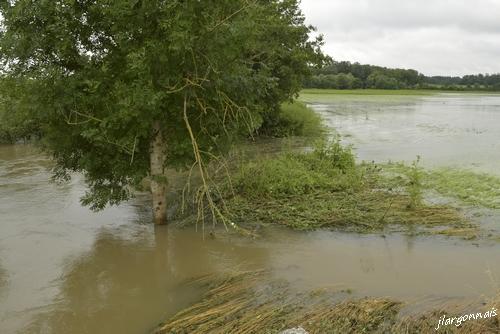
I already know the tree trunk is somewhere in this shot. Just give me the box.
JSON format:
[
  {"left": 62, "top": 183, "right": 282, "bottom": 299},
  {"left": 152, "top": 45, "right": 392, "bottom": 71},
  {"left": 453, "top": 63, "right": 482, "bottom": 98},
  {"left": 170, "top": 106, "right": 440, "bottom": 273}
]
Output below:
[{"left": 150, "top": 121, "right": 168, "bottom": 225}]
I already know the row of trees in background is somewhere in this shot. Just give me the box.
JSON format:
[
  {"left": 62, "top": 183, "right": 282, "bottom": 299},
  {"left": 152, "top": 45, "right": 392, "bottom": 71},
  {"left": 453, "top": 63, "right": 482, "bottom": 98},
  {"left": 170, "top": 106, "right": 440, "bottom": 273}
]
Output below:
[
  {"left": 423, "top": 74, "right": 500, "bottom": 90},
  {"left": 304, "top": 60, "right": 500, "bottom": 91},
  {"left": 304, "top": 61, "right": 421, "bottom": 89}
]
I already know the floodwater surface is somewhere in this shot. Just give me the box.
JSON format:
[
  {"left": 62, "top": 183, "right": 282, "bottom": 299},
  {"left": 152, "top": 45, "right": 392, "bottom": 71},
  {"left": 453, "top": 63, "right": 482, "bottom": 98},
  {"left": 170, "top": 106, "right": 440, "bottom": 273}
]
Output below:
[
  {"left": 306, "top": 93, "right": 500, "bottom": 175},
  {"left": 1, "top": 93, "right": 500, "bottom": 334}
]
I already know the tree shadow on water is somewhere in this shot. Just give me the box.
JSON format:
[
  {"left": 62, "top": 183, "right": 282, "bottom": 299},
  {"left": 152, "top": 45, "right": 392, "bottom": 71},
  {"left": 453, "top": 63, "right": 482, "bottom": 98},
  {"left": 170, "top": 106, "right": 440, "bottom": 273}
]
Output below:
[
  {"left": 23, "top": 223, "right": 272, "bottom": 334},
  {"left": 0, "top": 261, "right": 7, "bottom": 295},
  {"left": 22, "top": 226, "right": 212, "bottom": 334}
]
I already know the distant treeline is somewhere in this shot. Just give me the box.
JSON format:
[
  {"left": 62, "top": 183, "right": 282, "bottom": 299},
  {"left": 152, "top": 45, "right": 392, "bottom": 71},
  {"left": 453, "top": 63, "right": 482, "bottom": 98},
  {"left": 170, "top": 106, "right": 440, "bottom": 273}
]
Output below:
[{"left": 304, "top": 61, "right": 500, "bottom": 91}]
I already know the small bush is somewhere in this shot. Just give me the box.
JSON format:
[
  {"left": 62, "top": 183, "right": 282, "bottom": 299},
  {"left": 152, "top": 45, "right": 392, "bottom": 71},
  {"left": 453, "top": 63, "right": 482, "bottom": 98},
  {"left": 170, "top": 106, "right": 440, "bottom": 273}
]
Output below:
[{"left": 260, "top": 101, "right": 324, "bottom": 138}]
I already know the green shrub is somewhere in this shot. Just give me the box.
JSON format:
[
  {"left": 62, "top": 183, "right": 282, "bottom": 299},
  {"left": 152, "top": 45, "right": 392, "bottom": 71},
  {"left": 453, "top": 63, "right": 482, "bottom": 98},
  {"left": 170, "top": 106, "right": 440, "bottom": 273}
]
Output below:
[{"left": 260, "top": 101, "right": 324, "bottom": 138}]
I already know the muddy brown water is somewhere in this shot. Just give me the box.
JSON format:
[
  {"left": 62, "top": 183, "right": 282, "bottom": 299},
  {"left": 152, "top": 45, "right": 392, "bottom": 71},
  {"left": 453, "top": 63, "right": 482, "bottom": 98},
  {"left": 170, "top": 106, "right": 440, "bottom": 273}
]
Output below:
[{"left": 1, "top": 93, "right": 500, "bottom": 334}]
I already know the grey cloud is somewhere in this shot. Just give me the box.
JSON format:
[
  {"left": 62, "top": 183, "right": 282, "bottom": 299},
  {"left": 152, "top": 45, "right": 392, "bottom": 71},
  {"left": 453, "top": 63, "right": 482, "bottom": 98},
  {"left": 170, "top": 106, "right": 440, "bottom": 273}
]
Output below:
[{"left": 300, "top": 0, "right": 500, "bottom": 75}]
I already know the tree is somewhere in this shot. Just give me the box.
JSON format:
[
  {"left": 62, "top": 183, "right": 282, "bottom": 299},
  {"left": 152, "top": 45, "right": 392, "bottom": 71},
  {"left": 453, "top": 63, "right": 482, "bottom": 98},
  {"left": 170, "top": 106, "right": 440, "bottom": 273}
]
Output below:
[
  {"left": 334, "top": 73, "right": 355, "bottom": 89},
  {"left": 0, "top": 0, "right": 324, "bottom": 225},
  {"left": 0, "top": 77, "right": 42, "bottom": 143},
  {"left": 366, "top": 72, "right": 399, "bottom": 89}
]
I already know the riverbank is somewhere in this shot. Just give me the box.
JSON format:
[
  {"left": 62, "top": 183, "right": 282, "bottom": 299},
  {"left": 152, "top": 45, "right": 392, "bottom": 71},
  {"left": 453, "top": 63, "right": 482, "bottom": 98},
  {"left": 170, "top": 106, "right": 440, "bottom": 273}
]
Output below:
[
  {"left": 175, "top": 137, "right": 500, "bottom": 241},
  {"left": 171, "top": 91, "right": 500, "bottom": 242}
]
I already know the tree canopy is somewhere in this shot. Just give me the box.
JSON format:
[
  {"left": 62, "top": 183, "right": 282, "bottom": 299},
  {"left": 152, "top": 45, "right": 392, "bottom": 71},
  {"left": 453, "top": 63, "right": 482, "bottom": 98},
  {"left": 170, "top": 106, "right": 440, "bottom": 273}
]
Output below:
[{"left": 0, "top": 0, "right": 325, "bottom": 223}]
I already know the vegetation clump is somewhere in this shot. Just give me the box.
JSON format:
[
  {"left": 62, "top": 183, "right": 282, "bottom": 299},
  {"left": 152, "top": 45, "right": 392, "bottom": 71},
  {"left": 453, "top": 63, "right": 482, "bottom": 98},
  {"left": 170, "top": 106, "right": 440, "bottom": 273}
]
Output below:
[
  {"left": 0, "top": 78, "right": 41, "bottom": 144},
  {"left": 215, "top": 140, "right": 467, "bottom": 232},
  {"left": 259, "top": 102, "right": 325, "bottom": 138},
  {"left": 0, "top": 109, "right": 39, "bottom": 144}
]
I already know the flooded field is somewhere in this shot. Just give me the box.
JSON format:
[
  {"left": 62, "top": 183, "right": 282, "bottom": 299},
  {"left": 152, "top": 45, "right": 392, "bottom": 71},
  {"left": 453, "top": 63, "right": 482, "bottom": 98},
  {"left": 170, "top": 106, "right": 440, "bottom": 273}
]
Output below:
[
  {"left": 1, "top": 93, "right": 500, "bottom": 333},
  {"left": 304, "top": 93, "right": 500, "bottom": 175}
]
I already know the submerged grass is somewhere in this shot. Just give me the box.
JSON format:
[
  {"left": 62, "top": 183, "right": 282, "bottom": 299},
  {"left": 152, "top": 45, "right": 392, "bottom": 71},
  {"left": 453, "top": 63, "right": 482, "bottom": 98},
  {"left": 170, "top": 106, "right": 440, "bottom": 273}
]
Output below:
[
  {"left": 298, "top": 90, "right": 430, "bottom": 104},
  {"left": 382, "top": 163, "right": 500, "bottom": 209},
  {"left": 215, "top": 140, "right": 467, "bottom": 233},
  {"left": 156, "top": 271, "right": 500, "bottom": 334},
  {"left": 300, "top": 89, "right": 439, "bottom": 96}
]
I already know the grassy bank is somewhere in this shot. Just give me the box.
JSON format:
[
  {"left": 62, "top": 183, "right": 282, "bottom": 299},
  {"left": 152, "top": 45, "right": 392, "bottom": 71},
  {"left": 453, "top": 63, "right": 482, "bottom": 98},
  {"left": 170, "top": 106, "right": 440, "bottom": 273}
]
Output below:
[
  {"left": 156, "top": 270, "right": 500, "bottom": 334},
  {"left": 197, "top": 140, "right": 470, "bottom": 235}
]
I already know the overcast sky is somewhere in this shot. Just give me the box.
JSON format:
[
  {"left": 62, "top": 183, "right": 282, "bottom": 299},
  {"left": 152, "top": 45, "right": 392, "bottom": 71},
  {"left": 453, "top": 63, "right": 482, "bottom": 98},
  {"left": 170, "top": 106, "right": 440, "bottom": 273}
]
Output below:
[{"left": 300, "top": 0, "right": 500, "bottom": 76}]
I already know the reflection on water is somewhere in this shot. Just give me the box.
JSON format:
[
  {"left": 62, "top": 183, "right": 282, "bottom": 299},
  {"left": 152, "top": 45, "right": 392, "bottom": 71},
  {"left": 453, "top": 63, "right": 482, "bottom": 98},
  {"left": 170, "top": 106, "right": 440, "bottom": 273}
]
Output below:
[
  {"left": 0, "top": 144, "right": 273, "bottom": 333},
  {"left": 24, "top": 228, "right": 209, "bottom": 334},
  {"left": 0, "top": 261, "right": 6, "bottom": 295},
  {"left": 20, "top": 225, "right": 277, "bottom": 334},
  {"left": 12, "top": 227, "right": 500, "bottom": 334},
  {"left": 310, "top": 93, "right": 500, "bottom": 175},
  {"left": 1, "top": 134, "right": 500, "bottom": 333}
]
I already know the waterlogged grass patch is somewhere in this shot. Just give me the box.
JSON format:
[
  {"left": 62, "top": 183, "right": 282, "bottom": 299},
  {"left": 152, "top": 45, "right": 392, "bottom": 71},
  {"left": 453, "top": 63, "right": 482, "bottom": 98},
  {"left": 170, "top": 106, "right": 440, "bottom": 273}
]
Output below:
[
  {"left": 156, "top": 271, "right": 500, "bottom": 334},
  {"left": 155, "top": 270, "right": 399, "bottom": 334},
  {"left": 225, "top": 190, "right": 465, "bottom": 232},
  {"left": 300, "top": 89, "right": 438, "bottom": 96},
  {"left": 382, "top": 163, "right": 500, "bottom": 209},
  {"left": 217, "top": 141, "right": 467, "bottom": 233},
  {"left": 298, "top": 89, "right": 435, "bottom": 104},
  {"left": 426, "top": 169, "right": 500, "bottom": 209}
]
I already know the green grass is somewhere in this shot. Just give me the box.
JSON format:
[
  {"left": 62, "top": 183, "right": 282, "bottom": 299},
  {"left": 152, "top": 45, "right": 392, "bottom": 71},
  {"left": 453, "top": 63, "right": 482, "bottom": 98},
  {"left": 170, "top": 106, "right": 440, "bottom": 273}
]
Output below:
[{"left": 214, "top": 141, "right": 467, "bottom": 233}]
